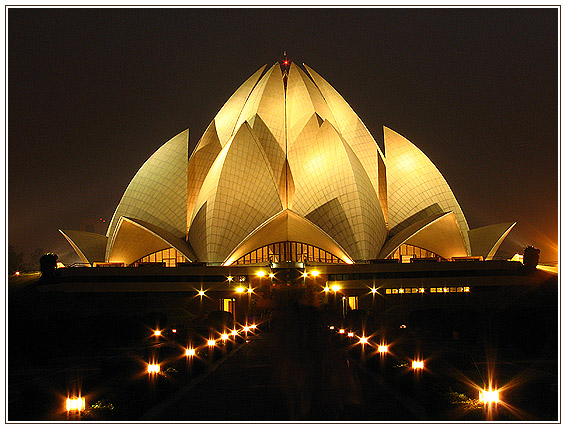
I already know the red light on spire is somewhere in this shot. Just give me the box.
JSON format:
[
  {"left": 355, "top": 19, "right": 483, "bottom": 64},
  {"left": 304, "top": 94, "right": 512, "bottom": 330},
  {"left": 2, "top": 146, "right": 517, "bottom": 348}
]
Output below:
[{"left": 282, "top": 51, "right": 290, "bottom": 68}]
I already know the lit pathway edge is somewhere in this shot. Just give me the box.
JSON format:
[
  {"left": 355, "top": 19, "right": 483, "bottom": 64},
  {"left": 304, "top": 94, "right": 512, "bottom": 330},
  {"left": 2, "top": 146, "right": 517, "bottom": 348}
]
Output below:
[
  {"left": 351, "top": 358, "right": 428, "bottom": 420},
  {"left": 139, "top": 342, "right": 247, "bottom": 421}
]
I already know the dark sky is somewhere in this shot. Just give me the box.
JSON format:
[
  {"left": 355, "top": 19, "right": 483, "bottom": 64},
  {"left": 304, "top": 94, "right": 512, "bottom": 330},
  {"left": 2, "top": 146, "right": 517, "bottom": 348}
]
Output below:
[{"left": 7, "top": 7, "right": 558, "bottom": 265}]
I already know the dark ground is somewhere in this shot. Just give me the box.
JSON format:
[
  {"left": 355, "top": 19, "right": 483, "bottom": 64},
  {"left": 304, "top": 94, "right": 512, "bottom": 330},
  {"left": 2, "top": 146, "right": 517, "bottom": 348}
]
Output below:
[{"left": 7, "top": 275, "right": 559, "bottom": 422}]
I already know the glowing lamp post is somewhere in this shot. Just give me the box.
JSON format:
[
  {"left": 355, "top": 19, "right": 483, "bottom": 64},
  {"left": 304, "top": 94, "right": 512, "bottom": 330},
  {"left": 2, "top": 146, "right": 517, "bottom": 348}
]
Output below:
[
  {"left": 479, "top": 389, "right": 500, "bottom": 405},
  {"left": 148, "top": 363, "right": 160, "bottom": 374},
  {"left": 330, "top": 284, "right": 341, "bottom": 315},
  {"left": 412, "top": 360, "right": 424, "bottom": 370},
  {"left": 256, "top": 271, "right": 265, "bottom": 305},
  {"left": 66, "top": 396, "right": 85, "bottom": 413},
  {"left": 358, "top": 336, "right": 369, "bottom": 364}
]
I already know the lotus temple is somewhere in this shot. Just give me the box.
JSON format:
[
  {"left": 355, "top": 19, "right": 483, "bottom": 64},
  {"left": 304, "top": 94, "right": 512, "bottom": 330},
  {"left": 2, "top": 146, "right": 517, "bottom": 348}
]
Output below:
[{"left": 51, "top": 61, "right": 547, "bottom": 321}]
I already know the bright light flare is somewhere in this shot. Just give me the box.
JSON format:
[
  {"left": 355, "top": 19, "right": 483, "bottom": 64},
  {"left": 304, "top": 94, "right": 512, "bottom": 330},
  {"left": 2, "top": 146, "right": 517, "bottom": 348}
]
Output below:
[
  {"left": 257, "top": 271, "right": 265, "bottom": 277},
  {"left": 323, "top": 286, "right": 330, "bottom": 292},
  {"left": 329, "top": 325, "right": 335, "bottom": 330},
  {"left": 339, "top": 329, "right": 345, "bottom": 334},
  {"left": 378, "top": 344, "right": 388, "bottom": 353},
  {"left": 14, "top": 271, "right": 20, "bottom": 276},
  {"left": 185, "top": 348, "right": 196, "bottom": 357},
  {"left": 359, "top": 336, "right": 368, "bottom": 345},
  {"left": 227, "top": 276, "right": 233, "bottom": 282},
  {"left": 302, "top": 272, "right": 308, "bottom": 278},
  {"left": 198, "top": 290, "right": 205, "bottom": 297},
  {"left": 66, "top": 397, "right": 85, "bottom": 412},
  {"left": 250, "top": 324, "right": 257, "bottom": 329},
  {"left": 331, "top": 284, "right": 340, "bottom": 292},
  {"left": 207, "top": 339, "right": 216, "bottom": 347},
  {"left": 247, "top": 287, "right": 253, "bottom": 293},
  {"left": 231, "top": 329, "right": 238, "bottom": 336},
  {"left": 269, "top": 273, "right": 275, "bottom": 278},
  {"left": 153, "top": 330, "right": 161, "bottom": 337},
  {"left": 412, "top": 360, "right": 424, "bottom": 370},
  {"left": 220, "top": 333, "right": 229, "bottom": 341},
  {"left": 148, "top": 363, "right": 160, "bottom": 374},
  {"left": 311, "top": 270, "right": 319, "bottom": 276},
  {"left": 347, "top": 332, "right": 354, "bottom": 338},
  {"left": 243, "top": 326, "right": 250, "bottom": 332},
  {"left": 236, "top": 286, "right": 245, "bottom": 293},
  {"left": 370, "top": 287, "right": 377, "bottom": 294},
  {"left": 480, "top": 389, "right": 500, "bottom": 404}
]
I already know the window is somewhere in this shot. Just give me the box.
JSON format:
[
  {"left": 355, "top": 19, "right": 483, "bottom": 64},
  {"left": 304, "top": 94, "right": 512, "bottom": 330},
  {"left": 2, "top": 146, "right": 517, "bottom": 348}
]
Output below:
[
  {"left": 388, "top": 244, "right": 441, "bottom": 260},
  {"left": 234, "top": 241, "right": 345, "bottom": 265},
  {"left": 347, "top": 296, "right": 358, "bottom": 310},
  {"left": 221, "top": 298, "right": 235, "bottom": 316},
  {"left": 135, "top": 248, "right": 189, "bottom": 267}
]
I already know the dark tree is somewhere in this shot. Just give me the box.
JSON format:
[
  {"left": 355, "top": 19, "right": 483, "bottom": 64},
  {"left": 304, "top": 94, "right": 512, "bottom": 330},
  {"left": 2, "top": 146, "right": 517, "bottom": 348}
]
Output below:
[
  {"left": 8, "top": 245, "right": 25, "bottom": 274},
  {"left": 523, "top": 246, "right": 540, "bottom": 269},
  {"left": 39, "top": 253, "right": 58, "bottom": 280}
]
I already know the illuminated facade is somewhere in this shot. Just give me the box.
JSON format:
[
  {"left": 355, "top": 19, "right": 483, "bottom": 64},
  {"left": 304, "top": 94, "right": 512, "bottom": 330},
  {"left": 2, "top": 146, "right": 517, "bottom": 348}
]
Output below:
[{"left": 61, "top": 61, "right": 515, "bottom": 268}]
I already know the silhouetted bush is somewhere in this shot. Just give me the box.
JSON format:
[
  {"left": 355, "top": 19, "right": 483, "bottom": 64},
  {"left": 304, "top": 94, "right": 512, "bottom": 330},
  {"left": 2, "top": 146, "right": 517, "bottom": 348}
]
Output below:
[{"left": 39, "top": 253, "right": 58, "bottom": 279}]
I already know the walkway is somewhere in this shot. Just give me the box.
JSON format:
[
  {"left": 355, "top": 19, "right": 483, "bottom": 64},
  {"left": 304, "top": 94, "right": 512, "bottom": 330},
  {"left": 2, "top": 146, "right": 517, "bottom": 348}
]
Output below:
[{"left": 143, "top": 326, "right": 425, "bottom": 421}]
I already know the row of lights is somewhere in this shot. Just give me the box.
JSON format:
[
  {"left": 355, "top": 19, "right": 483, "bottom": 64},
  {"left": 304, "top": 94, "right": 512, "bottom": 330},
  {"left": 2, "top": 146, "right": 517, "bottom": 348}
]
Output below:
[
  {"left": 151, "top": 324, "right": 258, "bottom": 373},
  {"left": 329, "top": 326, "right": 499, "bottom": 405},
  {"left": 257, "top": 270, "right": 320, "bottom": 279},
  {"left": 69, "top": 323, "right": 262, "bottom": 413}
]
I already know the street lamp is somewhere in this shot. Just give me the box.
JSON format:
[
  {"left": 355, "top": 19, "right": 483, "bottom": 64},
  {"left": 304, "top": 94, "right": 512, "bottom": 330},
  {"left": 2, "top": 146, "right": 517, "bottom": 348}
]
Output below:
[
  {"left": 412, "top": 360, "right": 424, "bottom": 370},
  {"left": 66, "top": 396, "right": 85, "bottom": 413},
  {"left": 147, "top": 363, "right": 160, "bottom": 374},
  {"left": 479, "top": 389, "right": 499, "bottom": 405}
]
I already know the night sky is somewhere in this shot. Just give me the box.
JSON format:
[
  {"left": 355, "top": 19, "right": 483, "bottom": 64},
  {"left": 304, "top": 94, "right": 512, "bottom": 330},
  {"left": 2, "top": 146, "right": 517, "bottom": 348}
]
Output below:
[{"left": 7, "top": 7, "right": 558, "bottom": 266}]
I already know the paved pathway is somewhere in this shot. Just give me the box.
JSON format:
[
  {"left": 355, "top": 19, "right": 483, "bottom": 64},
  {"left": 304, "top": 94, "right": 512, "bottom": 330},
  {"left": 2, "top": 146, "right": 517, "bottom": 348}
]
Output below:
[{"left": 145, "top": 332, "right": 425, "bottom": 421}]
